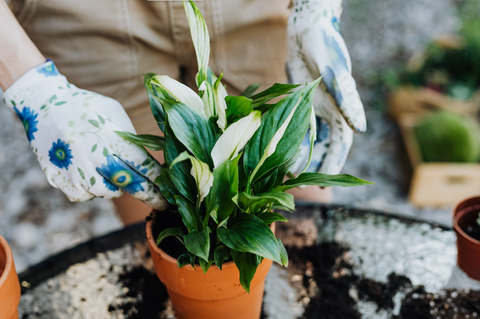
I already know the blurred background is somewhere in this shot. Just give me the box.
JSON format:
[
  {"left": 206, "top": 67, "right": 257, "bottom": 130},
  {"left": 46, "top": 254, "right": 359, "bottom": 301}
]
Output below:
[{"left": 0, "top": 0, "right": 479, "bottom": 272}]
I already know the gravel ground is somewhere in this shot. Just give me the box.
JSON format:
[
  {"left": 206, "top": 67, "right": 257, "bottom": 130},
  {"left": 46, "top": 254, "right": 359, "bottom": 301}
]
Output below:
[{"left": 0, "top": 0, "right": 465, "bottom": 272}]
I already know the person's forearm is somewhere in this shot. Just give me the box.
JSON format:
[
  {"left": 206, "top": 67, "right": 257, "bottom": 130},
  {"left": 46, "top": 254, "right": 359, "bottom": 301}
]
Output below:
[{"left": 0, "top": 0, "right": 45, "bottom": 90}]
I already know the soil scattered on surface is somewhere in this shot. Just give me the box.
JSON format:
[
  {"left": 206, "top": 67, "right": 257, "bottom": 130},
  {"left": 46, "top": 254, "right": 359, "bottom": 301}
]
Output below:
[
  {"left": 108, "top": 266, "right": 169, "bottom": 318},
  {"left": 285, "top": 242, "right": 480, "bottom": 319}
]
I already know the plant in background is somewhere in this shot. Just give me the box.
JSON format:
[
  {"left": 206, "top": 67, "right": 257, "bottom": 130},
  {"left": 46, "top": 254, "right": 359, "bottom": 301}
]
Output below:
[{"left": 119, "top": 1, "right": 372, "bottom": 292}]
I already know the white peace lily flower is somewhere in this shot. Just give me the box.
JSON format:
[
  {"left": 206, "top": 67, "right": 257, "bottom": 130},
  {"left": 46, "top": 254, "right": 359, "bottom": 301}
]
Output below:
[
  {"left": 211, "top": 111, "right": 262, "bottom": 169},
  {"left": 309, "top": 106, "right": 317, "bottom": 142},
  {"left": 199, "top": 81, "right": 216, "bottom": 118},
  {"left": 151, "top": 75, "right": 205, "bottom": 114},
  {"left": 214, "top": 81, "right": 228, "bottom": 131},
  {"left": 264, "top": 96, "right": 302, "bottom": 157},
  {"left": 190, "top": 156, "right": 214, "bottom": 202}
]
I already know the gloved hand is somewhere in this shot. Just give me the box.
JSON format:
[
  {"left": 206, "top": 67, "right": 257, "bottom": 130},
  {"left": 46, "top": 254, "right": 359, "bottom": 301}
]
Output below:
[
  {"left": 287, "top": 0, "right": 367, "bottom": 175},
  {"left": 3, "top": 61, "right": 167, "bottom": 210}
]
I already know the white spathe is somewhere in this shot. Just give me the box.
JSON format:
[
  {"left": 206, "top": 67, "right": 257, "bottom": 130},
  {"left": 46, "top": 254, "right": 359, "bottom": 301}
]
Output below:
[
  {"left": 211, "top": 111, "right": 262, "bottom": 169},
  {"left": 151, "top": 75, "right": 205, "bottom": 114},
  {"left": 190, "top": 157, "right": 214, "bottom": 202}
]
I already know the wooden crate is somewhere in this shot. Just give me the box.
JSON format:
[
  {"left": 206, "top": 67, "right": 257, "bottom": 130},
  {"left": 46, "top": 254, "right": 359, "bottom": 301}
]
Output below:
[
  {"left": 389, "top": 86, "right": 480, "bottom": 120},
  {"left": 399, "top": 114, "right": 480, "bottom": 207}
]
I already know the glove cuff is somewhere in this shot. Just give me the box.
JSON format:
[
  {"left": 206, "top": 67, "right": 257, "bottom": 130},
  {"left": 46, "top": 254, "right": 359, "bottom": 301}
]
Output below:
[{"left": 3, "top": 60, "right": 68, "bottom": 111}]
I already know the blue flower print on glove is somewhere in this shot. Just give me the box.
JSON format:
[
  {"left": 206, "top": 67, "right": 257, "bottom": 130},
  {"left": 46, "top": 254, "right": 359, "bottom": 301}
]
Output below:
[
  {"left": 49, "top": 139, "right": 73, "bottom": 169},
  {"left": 36, "top": 61, "right": 60, "bottom": 77},
  {"left": 323, "top": 30, "right": 348, "bottom": 72},
  {"left": 97, "top": 155, "right": 149, "bottom": 195},
  {"left": 14, "top": 106, "right": 38, "bottom": 141}
]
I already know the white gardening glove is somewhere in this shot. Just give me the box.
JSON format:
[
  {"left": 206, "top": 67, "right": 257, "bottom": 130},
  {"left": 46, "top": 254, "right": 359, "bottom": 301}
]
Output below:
[
  {"left": 3, "top": 61, "right": 167, "bottom": 210},
  {"left": 288, "top": 0, "right": 367, "bottom": 175}
]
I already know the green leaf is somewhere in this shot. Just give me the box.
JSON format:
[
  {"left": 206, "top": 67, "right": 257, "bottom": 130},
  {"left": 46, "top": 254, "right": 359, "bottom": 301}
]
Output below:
[
  {"left": 241, "top": 84, "right": 260, "bottom": 98},
  {"left": 225, "top": 96, "right": 253, "bottom": 124},
  {"left": 216, "top": 200, "right": 237, "bottom": 226},
  {"left": 231, "top": 251, "right": 261, "bottom": 293},
  {"left": 214, "top": 245, "right": 231, "bottom": 270},
  {"left": 175, "top": 195, "right": 202, "bottom": 231},
  {"left": 184, "top": 227, "right": 211, "bottom": 262},
  {"left": 54, "top": 101, "right": 67, "bottom": 106},
  {"left": 156, "top": 227, "right": 185, "bottom": 245},
  {"left": 256, "top": 212, "right": 288, "bottom": 225},
  {"left": 199, "top": 257, "right": 214, "bottom": 274},
  {"left": 49, "top": 95, "right": 57, "bottom": 103},
  {"left": 156, "top": 166, "right": 178, "bottom": 205},
  {"left": 103, "top": 148, "right": 109, "bottom": 157},
  {"left": 98, "top": 115, "right": 106, "bottom": 125},
  {"left": 90, "top": 176, "right": 96, "bottom": 186},
  {"left": 244, "top": 79, "right": 320, "bottom": 183},
  {"left": 78, "top": 168, "right": 85, "bottom": 180},
  {"left": 91, "top": 144, "right": 97, "bottom": 153},
  {"left": 163, "top": 99, "right": 218, "bottom": 168},
  {"left": 239, "top": 192, "right": 295, "bottom": 213},
  {"left": 144, "top": 73, "right": 166, "bottom": 132},
  {"left": 89, "top": 119, "right": 100, "bottom": 128},
  {"left": 250, "top": 83, "right": 301, "bottom": 108},
  {"left": 183, "top": 0, "right": 210, "bottom": 86},
  {"left": 277, "top": 239, "right": 288, "bottom": 267},
  {"left": 273, "top": 172, "right": 374, "bottom": 192},
  {"left": 164, "top": 124, "right": 197, "bottom": 204},
  {"left": 205, "top": 155, "right": 240, "bottom": 218},
  {"left": 116, "top": 131, "right": 165, "bottom": 151},
  {"left": 218, "top": 213, "right": 281, "bottom": 263},
  {"left": 68, "top": 121, "right": 75, "bottom": 127},
  {"left": 81, "top": 113, "right": 87, "bottom": 120},
  {"left": 177, "top": 252, "right": 196, "bottom": 269}
]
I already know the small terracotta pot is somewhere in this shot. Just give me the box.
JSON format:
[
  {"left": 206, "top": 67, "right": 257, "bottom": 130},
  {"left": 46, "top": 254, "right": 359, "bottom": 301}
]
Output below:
[
  {"left": 453, "top": 196, "right": 480, "bottom": 281},
  {"left": 0, "top": 235, "right": 21, "bottom": 319},
  {"left": 146, "top": 212, "right": 274, "bottom": 319}
]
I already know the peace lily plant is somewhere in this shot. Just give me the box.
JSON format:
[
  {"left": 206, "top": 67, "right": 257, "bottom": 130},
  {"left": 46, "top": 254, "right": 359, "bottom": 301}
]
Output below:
[{"left": 119, "top": 1, "right": 372, "bottom": 292}]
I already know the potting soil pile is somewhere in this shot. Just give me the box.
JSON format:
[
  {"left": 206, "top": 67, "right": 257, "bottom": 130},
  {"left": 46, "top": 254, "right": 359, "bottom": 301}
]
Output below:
[{"left": 19, "top": 206, "right": 478, "bottom": 319}]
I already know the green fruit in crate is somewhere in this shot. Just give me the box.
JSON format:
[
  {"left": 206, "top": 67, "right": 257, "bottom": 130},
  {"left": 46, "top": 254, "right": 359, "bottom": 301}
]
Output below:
[{"left": 415, "top": 111, "right": 480, "bottom": 162}]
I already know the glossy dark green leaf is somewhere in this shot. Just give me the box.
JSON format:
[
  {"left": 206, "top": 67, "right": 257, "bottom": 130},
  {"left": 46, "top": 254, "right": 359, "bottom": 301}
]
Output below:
[
  {"left": 184, "top": 227, "right": 211, "bottom": 262},
  {"left": 225, "top": 96, "right": 253, "bottom": 124},
  {"left": 205, "top": 155, "right": 240, "bottom": 218},
  {"left": 217, "top": 213, "right": 281, "bottom": 263},
  {"left": 115, "top": 131, "right": 165, "bottom": 151},
  {"left": 231, "top": 251, "right": 261, "bottom": 293},
  {"left": 216, "top": 200, "right": 237, "bottom": 225},
  {"left": 156, "top": 227, "right": 185, "bottom": 245},
  {"left": 273, "top": 172, "right": 374, "bottom": 192},
  {"left": 214, "top": 245, "right": 231, "bottom": 270},
  {"left": 156, "top": 166, "right": 178, "bottom": 205},
  {"left": 177, "top": 252, "right": 196, "bottom": 269},
  {"left": 199, "top": 257, "right": 214, "bottom": 274},
  {"left": 164, "top": 123, "right": 196, "bottom": 204},
  {"left": 250, "top": 83, "right": 301, "bottom": 108},
  {"left": 144, "top": 73, "right": 166, "bottom": 132},
  {"left": 244, "top": 79, "right": 320, "bottom": 183},
  {"left": 163, "top": 99, "right": 218, "bottom": 167},
  {"left": 271, "top": 149, "right": 301, "bottom": 189},
  {"left": 175, "top": 195, "right": 202, "bottom": 232},
  {"left": 239, "top": 192, "right": 295, "bottom": 213},
  {"left": 241, "top": 84, "right": 260, "bottom": 98},
  {"left": 277, "top": 239, "right": 288, "bottom": 267},
  {"left": 256, "top": 212, "right": 288, "bottom": 225}
]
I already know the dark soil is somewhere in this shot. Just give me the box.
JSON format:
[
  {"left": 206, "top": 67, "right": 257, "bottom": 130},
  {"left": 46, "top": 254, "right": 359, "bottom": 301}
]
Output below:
[
  {"left": 287, "top": 242, "right": 412, "bottom": 319},
  {"left": 393, "top": 287, "right": 480, "bottom": 319},
  {"left": 108, "top": 266, "right": 169, "bottom": 318},
  {"left": 464, "top": 223, "right": 480, "bottom": 242},
  {"left": 150, "top": 209, "right": 188, "bottom": 259}
]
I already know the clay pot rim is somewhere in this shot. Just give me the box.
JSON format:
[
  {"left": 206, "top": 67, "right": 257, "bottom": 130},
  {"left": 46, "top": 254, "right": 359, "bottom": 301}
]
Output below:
[
  {"left": 0, "top": 235, "right": 14, "bottom": 290},
  {"left": 146, "top": 210, "right": 275, "bottom": 271},
  {"left": 453, "top": 199, "right": 480, "bottom": 246}
]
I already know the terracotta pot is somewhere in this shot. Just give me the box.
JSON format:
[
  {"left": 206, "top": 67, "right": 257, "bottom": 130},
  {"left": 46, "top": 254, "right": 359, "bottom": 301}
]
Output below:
[
  {"left": 453, "top": 196, "right": 480, "bottom": 281},
  {"left": 0, "top": 235, "right": 21, "bottom": 319},
  {"left": 146, "top": 211, "right": 274, "bottom": 319}
]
